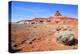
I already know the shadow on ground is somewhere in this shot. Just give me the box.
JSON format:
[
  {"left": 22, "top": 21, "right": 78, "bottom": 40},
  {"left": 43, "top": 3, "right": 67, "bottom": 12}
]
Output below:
[{"left": 64, "top": 38, "right": 78, "bottom": 46}]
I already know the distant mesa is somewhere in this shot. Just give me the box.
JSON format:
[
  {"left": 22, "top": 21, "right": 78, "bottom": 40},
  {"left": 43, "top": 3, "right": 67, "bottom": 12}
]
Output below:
[
  {"left": 15, "top": 11, "right": 77, "bottom": 24},
  {"left": 16, "top": 20, "right": 33, "bottom": 24}
]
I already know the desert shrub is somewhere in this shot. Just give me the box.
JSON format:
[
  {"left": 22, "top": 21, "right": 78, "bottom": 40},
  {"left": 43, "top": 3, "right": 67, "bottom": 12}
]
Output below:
[
  {"left": 63, "top": 25, "right": 72, "bottom": 31},
  {"left": 33, "top": 26, "right": 37, "bottom": 28},
  {"left": 55, "top": 31, "right": 74, "bottom": 45},
  {"left": 55, "top": 25, "right": 75, "bottom": 45},
  {"left": 10, "top": 42, "right": 22, "bottom": 53},
  {"left": 26, "top": 36, "right": 33, "bottom": 44},
  {"left": 26, "top": 34, "right": 36, "bottom": 44},
  {"left": 56, "top": 25, "right": 72, "bottom": 31}
]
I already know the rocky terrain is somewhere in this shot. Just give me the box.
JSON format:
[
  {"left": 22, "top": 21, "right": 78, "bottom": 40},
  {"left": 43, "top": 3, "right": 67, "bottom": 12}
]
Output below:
[{"left": 9, "top": 11, "right": 78, "bottom": 53}]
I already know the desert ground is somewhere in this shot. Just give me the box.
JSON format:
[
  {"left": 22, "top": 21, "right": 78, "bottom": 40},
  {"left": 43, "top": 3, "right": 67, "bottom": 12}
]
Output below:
[{"left": 9, "top": 18, "right": 78, "bottom": 53}]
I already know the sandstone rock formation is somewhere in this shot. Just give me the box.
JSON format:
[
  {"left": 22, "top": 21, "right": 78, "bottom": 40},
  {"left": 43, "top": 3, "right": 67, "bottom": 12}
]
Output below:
[
  {"left": 16, "top": 11, "right": 77, "bottom": 25},
  {"left": 54, "top": 11, "right": 62, "bottom": 16}
]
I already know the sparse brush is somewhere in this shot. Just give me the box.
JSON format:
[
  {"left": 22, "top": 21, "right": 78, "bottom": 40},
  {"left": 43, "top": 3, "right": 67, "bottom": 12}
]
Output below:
[
  {"left": 63, "top": 25, "right": 72, "bottom": 31},
  {"left": 55, "top": 25, "right": 74, "bottom": 45},
  {"left": 33, "top": 26, "right": 37, "bottom": 28}
]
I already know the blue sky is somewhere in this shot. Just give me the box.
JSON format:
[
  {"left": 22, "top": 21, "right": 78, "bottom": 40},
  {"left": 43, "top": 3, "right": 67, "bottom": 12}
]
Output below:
[{"left": 9, "top": 1, "right": 78, "bottom": 22}]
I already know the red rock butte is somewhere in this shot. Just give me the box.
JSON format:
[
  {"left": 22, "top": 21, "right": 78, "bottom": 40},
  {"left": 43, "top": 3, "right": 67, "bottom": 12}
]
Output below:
[
  {"left": 16, "top": 11, "right": 77, "bottom": 25},
  {"left": 31, "top": 11, "right": 77, "bottom": 24}
]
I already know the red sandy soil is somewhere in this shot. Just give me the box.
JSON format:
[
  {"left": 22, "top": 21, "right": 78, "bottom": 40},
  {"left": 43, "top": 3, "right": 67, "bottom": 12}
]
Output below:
[{"left": 10, "top": 16, "right": 78, "bottom": 52}]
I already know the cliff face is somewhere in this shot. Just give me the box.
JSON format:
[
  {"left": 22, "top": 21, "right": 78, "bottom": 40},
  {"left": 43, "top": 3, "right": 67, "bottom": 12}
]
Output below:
[
  {"left": 49, "top": 16, "right": 77, "bottom": 23},
  {"left": 32, "top": 18, "right": 49, "bottom": 22}
]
